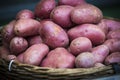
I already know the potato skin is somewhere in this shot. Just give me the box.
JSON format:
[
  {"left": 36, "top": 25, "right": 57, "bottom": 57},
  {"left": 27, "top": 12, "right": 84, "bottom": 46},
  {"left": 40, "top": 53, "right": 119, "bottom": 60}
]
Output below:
[
  {"left": 91, "top": 45, "right": 109, "bottom": 63},
  {"left": 35, "top": 0, "right": 56, "bottom": 19},
  {"left": 41, "top": 47, "right": 75, "bottom": 68},
  {"left": 107, "top": 29, "right": 120, "bottom": 39},
  {"left": 10, "top": 37, "right": 28, "bottom": 55},
  {"left": 23, "top": 43, "right": 49, "bottom": 66},
  {"left": 14, "top": 19, "right": 41, "bottom": 37},
  {"left": 71, "top": 4, "right": 103, "bottom": 24},
  {"left": 70, "top": 37, "right": 92, "bottom": 56},
  {"left": 0, "top": 46, "right": 10, "bottom": 59},
  {"left": 50, "top": 5, "right": 74, "bottom": 28},
  {"left": 17, "top": 53, "right": 23, "bottom": 63},
  {"left": 105, "top": 52, "right": 120, "bottom": 65},
  {"left": 39, "top": 20, "right": 69, "bottom": 48},
  {"left": 67, "top": 24, "right": 105, "bottom": 45}
]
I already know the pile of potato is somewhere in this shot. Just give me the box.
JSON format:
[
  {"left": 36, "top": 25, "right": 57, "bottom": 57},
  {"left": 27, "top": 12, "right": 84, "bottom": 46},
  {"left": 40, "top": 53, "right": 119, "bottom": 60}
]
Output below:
[{"left": 0, "top": 0, "right": 120, "bottom": 68}]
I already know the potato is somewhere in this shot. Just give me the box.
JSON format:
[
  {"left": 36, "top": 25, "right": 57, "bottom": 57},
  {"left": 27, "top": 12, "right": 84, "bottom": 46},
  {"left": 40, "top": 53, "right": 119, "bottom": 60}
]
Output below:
[
  {"left": 17, "top": 53, "right": 23, "bottom": 63},
  {"left": 75, "top": 52, "right": 96, "bottom": 68},
  {"left": 10, "top": 37, "right": 28, "bottom": 55},
  {"left": 70, "top": 37, "right": 92, "bottom": 56},
  {"left": 91, "top": 45, "right": 109, "bottom": 63},
  {"left": 94, "top": 63, "right": 105, "bottom": 67},
  {"left": 107, "top": 29, "right": 120, "bottom": 39},
  {"left": 1, "top": 20, "right": 16, "bottom": 43},
  {"left": 103, "top": 39, "right": 120, "bottom": 53},
  {"left": 34, "top": 0, "right": 56, "bottom": 19},
  {"left": 14, "top": 19, "right": 41, "bottom": 37},
  {"left": 0, "top": 46, "right": 10, "bottom": 59},
  {"left": 6, "top": 55, "right": 17, "bottom": 61},
  {"left": 105, "top": 52, "right": 120, "bottom": 65},
  {"left": 67, "top": 24, "right": 105, "bottom": 45},
  {"left": 40, "top": 47, "right": 75, "bottom": 68},
  {"left": 71, "top": 4, "right": 103, "bottom": 24},
  {"left": 16, "top": 9, "right": 34, "bottom": 19},
  {"left": 58, "top": 0, "right": 86, "bottom": 6},
  {"left": 50, "top": 5, "right": 74, "bottom": 28},
  {"left": 39, "top": 20, "right": 69, "bottom": 48},
  {"left": 27, "top": 35, "right": 43, "bottom": 46},
  {"left": 23, "top": 43, "right": 49, "bottom": 66}
]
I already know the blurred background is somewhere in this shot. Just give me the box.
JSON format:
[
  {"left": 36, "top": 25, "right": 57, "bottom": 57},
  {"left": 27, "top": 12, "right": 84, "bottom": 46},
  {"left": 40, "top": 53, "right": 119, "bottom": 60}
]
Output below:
[{"left": 0, "top": 0, "right": 120, "bottom": 26}]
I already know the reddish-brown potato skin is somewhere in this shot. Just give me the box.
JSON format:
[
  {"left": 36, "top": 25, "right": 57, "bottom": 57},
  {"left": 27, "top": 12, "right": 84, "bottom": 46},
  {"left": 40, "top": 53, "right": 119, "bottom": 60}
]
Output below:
[
  {"left": 10, "top": 37, "right": 28, "bottom": 55},
  {"left": 1, "top": 20, "right": 16, "bottom": 43},
  {"left": 23, "top": 43, "right": 49, "bottom": 66},
  {"left": 17, "top": 53, "right": 24, "bottom": 63},
  {"left": 50, "top": 5, "right": 74, "bottom": 28},
  {"left": 14, "top": 19, "right": 41, "bottom": 37},
  {"left": 105, "top": 52, "right": 120, "bottom": 65},
  {"left": 34, "top": 0, "right": 56, "bottom": 19},
  {"left": 0, "top": 46, "right": 10, "bottom": 59},
  {"left": 67, "top": 24, "right": 105, "bottom": 45},
  {"left": 58, "top": 0, "right": 86, "bottom": 6},
  {"left": 70, "top": 37, "right": 92, "bottom": 56},
  {"left": 39, "top": 20, "right": 69, "bottom": 48},
  {"left": 107, "top": 29, "right": 120, "bottom": 39},
  {"left": 103, "top": 39, "right": 120, "bottom": 53},
  {"left": 75, "top": 52, "right": 96, "bottom": 68},
  {"left": 16, "top": 9, "right": 34, "bottom": 19},
  {"left": 71, "top": 4, "right": 103, "bottom": 24},
  {"left": 6, "top": 55, "right": 17, "bottom": 61},
  {"left": 91, "top": 45, "right": 109, "bottom": 63},
  {"left": 41, "top": 47, "right": 75, "bottom": 68}
]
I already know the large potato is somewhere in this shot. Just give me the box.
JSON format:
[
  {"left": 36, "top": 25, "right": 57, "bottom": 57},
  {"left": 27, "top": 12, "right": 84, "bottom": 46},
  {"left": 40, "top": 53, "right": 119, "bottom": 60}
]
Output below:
[
  {"left": 50, "top": 5, "right": 74, "bottom": 28},
  {"left": 41, "top": 47, "right": 75, "bottom": 68},
  {"left": 107, "top": 29, "right": 120, "bottom": 39},
  {"left": 39, "top": 20, "right": 69, "bottom": 48},
  {"left": 34, "top": 0, "right": 56, "bottom": 19},
  {"left": 14, "top": 19, "right": 41, "bottom": 37},
  {"left": 10, "top": 37, "right": 28, "bottom": 55},
  {"left": 70, "top": 37, "right": 92, "bottom": 56},
  {"left": 91, "top": 45, "right": 109, "bottom": 63},
  {"left": 0, "top": 46, "right": 10, "bottom": 59},
  {"left": 71, "top": 4, "right": 103, "bottom": 24},
  {"left": 67, "top": 24, "right": 105, "bottom": 45},
  {"left": 23, "top": 43, "right": 49, "bottom": 66}
]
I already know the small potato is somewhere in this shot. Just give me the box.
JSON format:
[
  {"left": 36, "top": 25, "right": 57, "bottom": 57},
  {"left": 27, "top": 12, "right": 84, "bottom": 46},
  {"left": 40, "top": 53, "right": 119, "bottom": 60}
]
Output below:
[
  {"left": 50, "top": 5, "right": 74, "bottom": 28},
  {"left": 71, "top": 4, "right": 103, "bottom": 24},
  {"left": 17, "top": 53, "right": 24, "bottom": 63},
  {"left": 70, "top": 37, "right": 92, "bottom": 56},
  {"left": 27, "top": 35, "right": 43, "bottom": 46},
  {"left": 14, "top": 19, "right": 41, "bottom": 37},
  {"left": 94, "top": 63, "right": 105, "bottom": 67},
  {"left": 58, "top": 0, "right": 87, "bottom": 6},
  {"left": 10, "top": 37, "right": 28, "bottom": 55},
  {"left": 39, "top": 20, "right": 69, "bottom": 48},
  {"left": 23, "top": 43, "right": 49, "bottom": 66},
  {"left": 103, "top": 39, "right": 120, "bottom": 53},
  {"left": 6, "top": 55, "right": 17, "bottom": 61},
  {"left": 107, "top": 29, "right": 120, "bottom": 39},
  {"left": 91, "top": 45, "right": 109, "bottom": 63},
  {"left": 41, "top": 47, "right": 75, "bottom": 68},
  {"left": 34, "top": 0, "right": 56, "bottom": 19},
  {"left": 0, "top": 46, "right": 10, "bottom": 59},
  {"left": 67, "top": 24, "right": 105, "bottom": 45},
  {"left": 16, "top": 9, "right": 34, "bottom": 19},
  {"left": 75, "top": 52, "right": 96, "bottom": 68},
  {"left": 1, "top": 20, "right": 16, "bottom": 43},
  {"left": 105, "top": 52, "right": 120, "bottom": 65}
]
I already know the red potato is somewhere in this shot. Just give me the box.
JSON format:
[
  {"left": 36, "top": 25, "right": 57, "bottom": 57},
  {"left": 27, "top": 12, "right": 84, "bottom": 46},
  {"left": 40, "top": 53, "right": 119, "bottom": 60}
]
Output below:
[
  {"left": 39, "top": 20, "right": 69, "bottom": 48},
  {"left": 105, "top": 52, "right": 120, "bottom": 65},
  {"left": 14, "top": 19, "right": 41, "bottom": 37},
  {"left": 103, "top": 39, "right": 120, "bottom": 53},
  {"left": 34, "top": 0, "right": 56, "bottom": 19},
  {"left": 10, "top": 37, "right": 28, "bottom": 55},
  {"left": 67, "top": 24, "right": 105, "bottom": 45},
  {"left": 50, "top": 5, "right": 74, "bottom": 28},
  {"left": 6, "top": 55, "right": 17, "bottom": 61},
  {"left": 27, "top": 35, "right": 43, "bottom": 46},
  {"left": 23, "top": 43, "right": 49, "bottom": 66},
  {"left": 41, "top": 47, "right": 75, "bottom": 68},
  {"left": 16, "top": 9, "right": 34, "bottom": 19},
  {"left": 17, "top": 53, "right": 24, "bottom": 63},
  {"left": 0, "top": 46, "right": 10, "bottom": 59},
  {"left": 107, "top": 29, "right": 120, "bottom": 39},
  {"left": 91, "top": 45, "right": 109, "bottom": 63},
  {"left": 94, "top": 63, "right": 105, "bottom": 67},
  {"left": 58, "top": 0, "right": 87, "bottom": 6},
  {"left": 1, "top": 20, "right": 16, "bottom": 43},
  {"left": 71, "top": 4, "right": 103, "bottom": 24},
  {"left": 75, "top": 52, "right": 96, "bottom": 68},
  {"left": 70, "top": 37, "right": 92, "bottom": 56}
]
